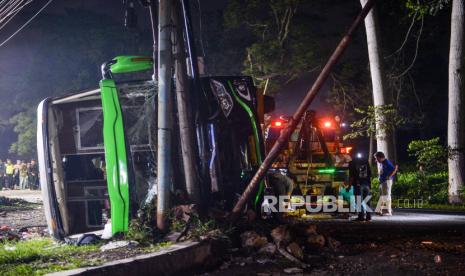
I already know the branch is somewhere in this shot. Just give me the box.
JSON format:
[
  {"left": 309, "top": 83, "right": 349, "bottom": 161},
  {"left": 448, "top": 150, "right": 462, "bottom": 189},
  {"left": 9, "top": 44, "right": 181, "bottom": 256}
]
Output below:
[
  {"left": 385, "top": 11, "right": 418, "bottom": 59},
  {"left": 393, "top": 16, "right": 424, "bottom": 78}
]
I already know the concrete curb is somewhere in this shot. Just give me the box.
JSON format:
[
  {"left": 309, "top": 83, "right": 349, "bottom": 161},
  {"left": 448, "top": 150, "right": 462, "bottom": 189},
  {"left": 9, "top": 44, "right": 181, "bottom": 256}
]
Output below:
[{"left": 47, "top": 241, "right": 211, "bottom": 276}]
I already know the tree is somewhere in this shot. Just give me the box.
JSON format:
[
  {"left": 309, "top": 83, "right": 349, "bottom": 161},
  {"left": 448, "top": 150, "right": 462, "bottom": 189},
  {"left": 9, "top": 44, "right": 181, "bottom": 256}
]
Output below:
[
  {"left": 360, "top": 0, "right": 395, "bottom": 161},
  {"left": 447, "top": 0, "right": 464, "bottom": 203},
  {"left": 9, "top": 112, "right": 36, "bottom": 158},
  {"left": 224, "top": 0, "right": 319, "bottom": 92}
]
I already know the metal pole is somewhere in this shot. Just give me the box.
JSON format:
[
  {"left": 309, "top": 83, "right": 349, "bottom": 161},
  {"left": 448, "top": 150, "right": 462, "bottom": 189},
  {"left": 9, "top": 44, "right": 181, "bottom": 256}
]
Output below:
[
  {"left": 148, "top": 0, "right": 158, "bottom": 79},
  {"left": 230, "top": 0, "right": 377, "bottom": 219},
  {"left": 173, "top": 0, "right": 201, "bottom": 204},
  {"left": 157, "top": 0, "right": 174, "bottom": 231}
]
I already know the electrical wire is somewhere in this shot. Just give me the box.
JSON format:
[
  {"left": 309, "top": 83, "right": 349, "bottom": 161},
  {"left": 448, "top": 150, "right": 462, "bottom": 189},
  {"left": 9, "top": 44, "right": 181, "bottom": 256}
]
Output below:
[
  {"left": 0, "top": 0, "right": 53, "bottom": 48},
  {"left": 0, "top": 1, "right": 32, "bottom": 31},
  {"left": 0, "top": 0, "right": 31, "bottom": 19}
]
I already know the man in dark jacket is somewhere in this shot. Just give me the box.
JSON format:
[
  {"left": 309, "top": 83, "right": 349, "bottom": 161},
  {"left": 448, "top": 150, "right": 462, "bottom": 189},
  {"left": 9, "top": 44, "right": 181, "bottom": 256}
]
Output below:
[
  {"left": 349, "top": 153, "right": 372, "bottom": 221},
  {"left": 28, "top": 160, "right": 39, "bottom": 190}
]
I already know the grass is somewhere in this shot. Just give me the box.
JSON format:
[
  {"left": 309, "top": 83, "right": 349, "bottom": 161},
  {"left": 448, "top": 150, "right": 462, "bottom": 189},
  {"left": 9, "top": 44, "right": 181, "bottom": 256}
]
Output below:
[
  {"left": 415, "top": 203, "right": 465, "bottom": 212},
  {"left": 0, "top": 238, "right": 101, "bottom": 276},
  {"left": 0, "top": 237, "right": 178, "bottom": 275}
]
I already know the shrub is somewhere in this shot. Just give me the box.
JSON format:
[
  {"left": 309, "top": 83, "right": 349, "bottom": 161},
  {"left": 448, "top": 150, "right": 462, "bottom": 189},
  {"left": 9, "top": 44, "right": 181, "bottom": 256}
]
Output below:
[
  {"left": 407, "top": 137, "right": 447, "bottom": 172},
  {"left": 388, "top": 171, "right": 449, "bottom": 204}
]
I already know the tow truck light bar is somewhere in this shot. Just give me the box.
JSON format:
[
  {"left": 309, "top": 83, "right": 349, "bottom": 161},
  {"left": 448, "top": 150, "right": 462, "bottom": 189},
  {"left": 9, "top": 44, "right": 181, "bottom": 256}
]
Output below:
[{"left": 317, "top": 168, "right": 336, "bottom": 174}]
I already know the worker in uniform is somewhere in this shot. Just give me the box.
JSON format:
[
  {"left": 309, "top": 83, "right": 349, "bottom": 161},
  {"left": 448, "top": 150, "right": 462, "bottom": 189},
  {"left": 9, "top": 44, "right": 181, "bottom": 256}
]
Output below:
[
  {"left": 5, "top": 159, "right": 14, "bottom": 189},
  {"left": 350, "top": 153, "right": 372, "bottom": 221}
]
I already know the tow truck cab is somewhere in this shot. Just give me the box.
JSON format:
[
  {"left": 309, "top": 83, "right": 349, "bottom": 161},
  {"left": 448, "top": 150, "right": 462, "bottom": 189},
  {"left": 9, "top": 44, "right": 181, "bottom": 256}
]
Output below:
[{"left": 38, "top": 56, "right": 273, "bottom": 240}]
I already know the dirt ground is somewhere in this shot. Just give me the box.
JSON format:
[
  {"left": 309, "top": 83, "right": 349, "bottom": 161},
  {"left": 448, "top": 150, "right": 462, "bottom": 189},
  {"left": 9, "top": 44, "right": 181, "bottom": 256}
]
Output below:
[
  {"left": 201, "top": 215, "right": 465, "bottom": 276},
  {"left": 0, "top": 190, "right": 46, "bottom": 233}
]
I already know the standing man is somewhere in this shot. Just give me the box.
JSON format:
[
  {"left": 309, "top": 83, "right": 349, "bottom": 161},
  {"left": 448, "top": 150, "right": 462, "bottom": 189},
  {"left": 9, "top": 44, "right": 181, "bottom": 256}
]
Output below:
[
  {"left": 5, "top": 159, "right": 14, "bottom": 189},
  {"left": 29, "top": 160, "right": 39, "bottom": 190},
  {"left": 374, "top": 151, "right": 398, "bottom": 216},
  {"left": 19, "top": 161, "right": 28, "bottom": 190},
  {"left": 13, "top": 160, "right": 21, "bottom": 189},
  {"left": 350, "top": 154, "right": 372, "bottom": 221},
  {"left": 0, "top": 160, "right": 5, "bottom": 190}
]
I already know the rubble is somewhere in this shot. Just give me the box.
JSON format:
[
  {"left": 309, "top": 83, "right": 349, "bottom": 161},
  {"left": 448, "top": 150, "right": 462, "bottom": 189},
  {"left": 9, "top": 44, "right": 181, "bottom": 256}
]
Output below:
[
  {"left": 271, "top": 225, "right": 292, "bottom": 246},
  {"left": 307, "top": 234, "right": 326, "bottom": 249},
  {"left": 283, "top": 267, "right": 303, "bottom": 274},
  {"left": 240, "top": 231, "right": 268, "bottom": 249},
  {"left": 286, "top": 242, "right": 304, "bottom": 260},
  {"left": 258, "top": 243, "right": 277, "bottom": 255}
]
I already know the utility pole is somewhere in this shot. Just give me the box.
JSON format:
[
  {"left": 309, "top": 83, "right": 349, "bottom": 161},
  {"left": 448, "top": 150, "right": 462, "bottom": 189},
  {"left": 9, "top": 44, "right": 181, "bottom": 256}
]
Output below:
[
  {"left": 157, "top": 0, "right": 174, "bottom": 231},
  {"left": 173, "top": 1, "right": 201, "bottom": 204}
]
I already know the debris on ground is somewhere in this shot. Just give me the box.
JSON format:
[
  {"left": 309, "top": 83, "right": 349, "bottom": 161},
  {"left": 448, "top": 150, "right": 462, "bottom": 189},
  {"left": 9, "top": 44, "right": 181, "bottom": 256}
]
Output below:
[
  {"left": 100, "top": 240, "right": 139, "bottom": 252},
  {"left": 258, "top": 243, "right": 277, "bottom": 255},
  {"left": 241, "top": 231, "right": 268, "bottom": 249},
  {"left": 434, "top": 255, "right": 442, "bottom": 264},
  {"left": 286, "top": 242, "right": 304, "bottom": 260},
  {"left": 283, "top": 267, "right": 303, "bottom": 274}
]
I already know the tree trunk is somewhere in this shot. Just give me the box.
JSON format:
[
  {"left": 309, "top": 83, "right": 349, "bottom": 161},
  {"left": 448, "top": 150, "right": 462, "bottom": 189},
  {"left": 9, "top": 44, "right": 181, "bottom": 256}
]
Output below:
[
  {"left": 173, "top": 1, "right": 201, "bottom": 204},
  {"left": 368, "top": 134, "right": 374, "bottom": 166},
  {"left": 360, "top": 0, "right": 394, "bottom": 161},
  {"left": 447, "top": 0, "right": 465, "bottom": 204}
]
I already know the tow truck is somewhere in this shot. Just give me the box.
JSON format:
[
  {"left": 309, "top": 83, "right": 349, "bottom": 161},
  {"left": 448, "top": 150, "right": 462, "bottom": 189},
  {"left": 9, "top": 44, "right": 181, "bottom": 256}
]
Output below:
[{"left": 265, "top": 110, "right": 353, "bottom": 216}]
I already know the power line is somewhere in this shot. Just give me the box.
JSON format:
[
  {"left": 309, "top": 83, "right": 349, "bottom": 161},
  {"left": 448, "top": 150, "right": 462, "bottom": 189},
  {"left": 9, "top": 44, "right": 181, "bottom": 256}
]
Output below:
[
  {"left": 0, "top": 1, "right": 32, "bottom": 31},
  {"left": 0, "top": 0, "right": 53, "bottom": 48}
]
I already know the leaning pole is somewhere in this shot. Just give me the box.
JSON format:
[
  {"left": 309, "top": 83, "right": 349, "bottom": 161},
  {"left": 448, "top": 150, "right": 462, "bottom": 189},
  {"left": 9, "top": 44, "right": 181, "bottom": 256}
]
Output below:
[
  {"left": 230, "top": 0, "right": 377, "bottom": 219},
  {"left": 173, "top": 0, "right": 201, "bottom": 204},
  {"left": 157, "top": 0, "right": 174, "bottom": 231}
]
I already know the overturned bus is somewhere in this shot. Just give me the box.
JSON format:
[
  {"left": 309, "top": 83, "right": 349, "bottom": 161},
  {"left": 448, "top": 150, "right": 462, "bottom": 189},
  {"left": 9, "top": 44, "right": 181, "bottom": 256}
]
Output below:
[{"left": 38, "top": 56, "right": 274, "bottom": 240}]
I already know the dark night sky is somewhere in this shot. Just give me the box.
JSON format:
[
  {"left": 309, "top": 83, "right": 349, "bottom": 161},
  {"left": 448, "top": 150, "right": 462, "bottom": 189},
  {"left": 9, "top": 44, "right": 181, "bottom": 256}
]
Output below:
[{"left": 0, "top": 0, "right": 450, "bottom": 161}]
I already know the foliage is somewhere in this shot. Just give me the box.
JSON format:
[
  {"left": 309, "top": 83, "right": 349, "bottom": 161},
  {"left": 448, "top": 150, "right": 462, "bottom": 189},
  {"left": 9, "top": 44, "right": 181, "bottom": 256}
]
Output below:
[
  {"left": 378, "top": 171, "right": 449, "bottom": 204},
  {"left": 8, "top": 112, "right": 36, "bottom": 158},
  {"left": 127, "top": 219, "right": 155, "bottom": 246},
  {"left": 170, "top": 213, "right": 219, "bottom": 240},
  {"left": 371, "top": 170, "right": 448, "bottom": 205},
  {"left": 344, "top": 104, "right": 407, "bottom": 140},
  {"left": 405, "top": 0, "right": 451, "bottom": 17},
  {"left": 224, "top": 0, "right": 319, "bottom": 92},
  {"left": 0, "top": 238, "right": 100, "bottom": 275},
  {"left": 407, "top": 137, "right": 447, "bottom": 171},
  {"left": 126, "top": 200, "right": 158, "bottom": 245}
]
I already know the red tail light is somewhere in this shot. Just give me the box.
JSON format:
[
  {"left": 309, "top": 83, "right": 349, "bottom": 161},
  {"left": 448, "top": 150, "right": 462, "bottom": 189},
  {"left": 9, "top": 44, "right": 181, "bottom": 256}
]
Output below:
[
  {"left": 340, "top": 147, "right": 353, "bottom": 154},
  {"left": 273, "top": 121, "right": 283, "bottom": 127}
]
